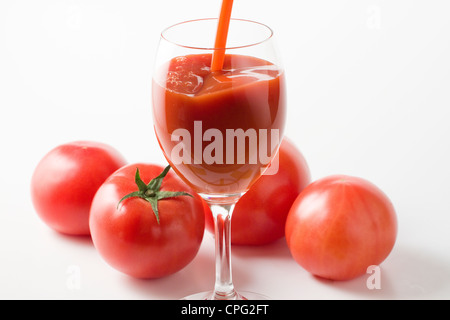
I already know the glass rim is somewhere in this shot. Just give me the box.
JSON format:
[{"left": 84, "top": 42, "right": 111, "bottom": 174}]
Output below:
[{"left": 160, "top": 18, "right": 274, "bottom": 51}]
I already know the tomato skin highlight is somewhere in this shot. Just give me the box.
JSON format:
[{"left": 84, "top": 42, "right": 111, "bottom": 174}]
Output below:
[
  {"left": 89, "top": 163, "right": 205, "bottom": 279},
  {"left": 30, "top": 141, "right": 127, "bottom": 235},
  {"left": 285, "top": 175, "right": 398, "bottom": 280},
  {"left": 205, "top": 138, "right": 311, "bottom": 245}
]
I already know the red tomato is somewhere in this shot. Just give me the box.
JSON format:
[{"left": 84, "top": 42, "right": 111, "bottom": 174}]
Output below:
[
  {"left": 205, "top": 138, "right": 311, "bottom": 245},
  {"left": 89, "top": 163, "right": 205, "bottom": 279},
  {"left": 30, "top": 141, "right": 127, "bottom": 235},
  {"left": 285, "top": 175, "right": 397, "bottom": 280}
]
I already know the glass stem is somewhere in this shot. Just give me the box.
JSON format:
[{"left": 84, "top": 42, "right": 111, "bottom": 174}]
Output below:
[{"left": 210, "top": 202, "right": 237, "bottom": 300}]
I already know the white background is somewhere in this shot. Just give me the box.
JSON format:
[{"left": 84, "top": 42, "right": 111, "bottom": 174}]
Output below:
[{"left": 1, "top": 0, "right": 450, "bottom": 299}]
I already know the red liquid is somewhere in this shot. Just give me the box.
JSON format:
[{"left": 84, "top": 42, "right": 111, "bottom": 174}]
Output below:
[{"left": 153, "top": 54, "right": 286, "bottom": 195}]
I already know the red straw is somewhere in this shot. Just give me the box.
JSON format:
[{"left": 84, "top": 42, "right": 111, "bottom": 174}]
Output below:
[{"left": 211, "top": 0, "right": 234, "bottom": 72}]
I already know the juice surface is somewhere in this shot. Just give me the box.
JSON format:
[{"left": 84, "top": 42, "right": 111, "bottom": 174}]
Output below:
[{"left": 153, "top": 53, "right": 286, "bottom": 195}]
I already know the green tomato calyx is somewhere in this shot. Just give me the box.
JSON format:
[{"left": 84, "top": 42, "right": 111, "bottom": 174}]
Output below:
[{"left": 117, "top": 165, "right": 192, "bottom": 224}]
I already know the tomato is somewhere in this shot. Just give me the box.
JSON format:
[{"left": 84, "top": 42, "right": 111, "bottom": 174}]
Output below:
[
  {"left": 285, "top": 175, "right": 397, "bottom": 281},
  {"left": 30, "top": 141, "right": 127, "bottom": 235},
  {"left": 205, "top": 138, "right": 311, "bottom": 245},
  {"left": 89, "top": 163, "right": 205, "bottom": 279}
]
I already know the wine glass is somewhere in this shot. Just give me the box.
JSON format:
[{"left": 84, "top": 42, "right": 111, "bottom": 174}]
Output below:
[{"left": 152, "top": 18, "right": 286, "bottom": 300}]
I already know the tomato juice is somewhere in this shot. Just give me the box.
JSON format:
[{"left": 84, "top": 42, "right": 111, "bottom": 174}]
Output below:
[{"left": 152, "top": 53, "right": 286, "bottom": 195}]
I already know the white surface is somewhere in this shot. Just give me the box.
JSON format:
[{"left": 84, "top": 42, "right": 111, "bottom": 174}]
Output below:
[{"left": 1, "top": 0, "right": 450, "bottom": 300}]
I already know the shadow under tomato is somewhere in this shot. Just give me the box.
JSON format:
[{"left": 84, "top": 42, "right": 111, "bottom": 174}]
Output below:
[
  {"left": 48, "top": 228, "right": 93, "bottom": 246},
  {"left": 228, "top": 238, "right": 294, "bottom": 295},
  {"left": 120, "top": 235, "right": 291, "bottom": 299},
  {"left": 231, "top": 237, "right": 292, "bottom": 260},
  {"left": 120, "top": 236, "right": 216, "bottom": 299},
  {"left": 311, "top": 245, "right": 450, "bottom": 299}
]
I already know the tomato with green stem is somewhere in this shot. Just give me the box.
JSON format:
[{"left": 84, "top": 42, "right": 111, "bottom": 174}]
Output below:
[{"left": 89, "top": 164, "right": 205, "bottom": 278}]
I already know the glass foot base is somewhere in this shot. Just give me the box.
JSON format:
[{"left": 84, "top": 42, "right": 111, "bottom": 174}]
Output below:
[{"left": 181, "top": 290, "right": 269, "bottom": 300}]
